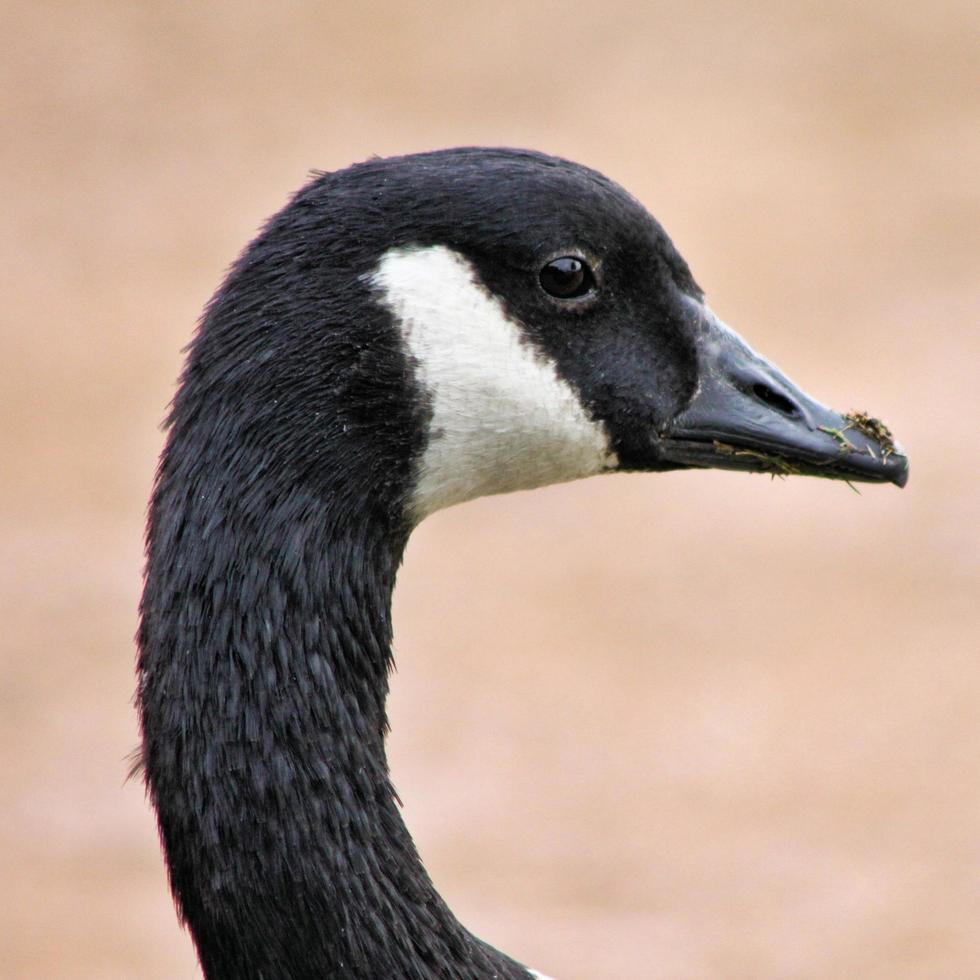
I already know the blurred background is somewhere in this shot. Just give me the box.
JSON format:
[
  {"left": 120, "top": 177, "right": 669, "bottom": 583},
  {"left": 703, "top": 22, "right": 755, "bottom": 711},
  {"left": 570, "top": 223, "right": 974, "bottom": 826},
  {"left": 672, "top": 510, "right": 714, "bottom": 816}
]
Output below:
[{"left": 2, "top": 2, "right": 977, "bottom": 977}]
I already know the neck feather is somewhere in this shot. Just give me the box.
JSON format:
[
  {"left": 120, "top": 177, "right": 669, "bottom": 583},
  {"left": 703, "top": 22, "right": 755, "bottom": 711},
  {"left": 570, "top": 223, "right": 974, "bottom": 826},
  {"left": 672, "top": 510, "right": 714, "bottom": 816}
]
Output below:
[
  {"left": 137, "top": 194, "right": 536, "bottom": 979},
  {"left": 138, "top": 438, "right": 532, "bottom": 979}
]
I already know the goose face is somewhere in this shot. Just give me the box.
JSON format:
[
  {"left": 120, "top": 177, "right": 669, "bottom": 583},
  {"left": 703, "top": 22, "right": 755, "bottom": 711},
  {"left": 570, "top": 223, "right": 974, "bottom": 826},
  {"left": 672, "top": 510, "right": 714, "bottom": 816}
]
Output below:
[{"left": 361, "top": 149, "right": 907, "bottom": 521}]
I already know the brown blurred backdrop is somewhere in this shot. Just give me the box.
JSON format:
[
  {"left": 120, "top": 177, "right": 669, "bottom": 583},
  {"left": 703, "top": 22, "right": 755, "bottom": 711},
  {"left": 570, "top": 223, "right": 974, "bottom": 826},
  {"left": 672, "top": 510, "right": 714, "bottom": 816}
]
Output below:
[{"left": 2, "top": 2, "right": 978, "bottom": 978}]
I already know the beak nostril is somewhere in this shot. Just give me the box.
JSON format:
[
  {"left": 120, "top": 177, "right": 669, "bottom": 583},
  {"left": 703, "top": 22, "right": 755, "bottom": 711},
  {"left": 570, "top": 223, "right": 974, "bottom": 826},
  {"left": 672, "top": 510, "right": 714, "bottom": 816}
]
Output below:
[{"left": 751, "top": 382, "right": 800, "bottom": 418}]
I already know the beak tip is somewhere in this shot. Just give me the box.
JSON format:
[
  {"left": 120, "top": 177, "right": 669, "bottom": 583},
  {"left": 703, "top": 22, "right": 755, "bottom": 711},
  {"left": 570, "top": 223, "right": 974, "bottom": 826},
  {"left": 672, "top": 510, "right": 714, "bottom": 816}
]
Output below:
[{"left": 890, "top": 455, "right": 910, "bottom": 489}]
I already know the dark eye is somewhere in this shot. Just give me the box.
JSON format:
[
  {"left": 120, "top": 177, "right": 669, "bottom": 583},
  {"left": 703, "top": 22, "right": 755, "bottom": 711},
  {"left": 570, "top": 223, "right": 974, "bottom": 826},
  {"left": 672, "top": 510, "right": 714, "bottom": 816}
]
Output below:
[{"left": 539, "top": 256, "right": 595, "bottom": 299}]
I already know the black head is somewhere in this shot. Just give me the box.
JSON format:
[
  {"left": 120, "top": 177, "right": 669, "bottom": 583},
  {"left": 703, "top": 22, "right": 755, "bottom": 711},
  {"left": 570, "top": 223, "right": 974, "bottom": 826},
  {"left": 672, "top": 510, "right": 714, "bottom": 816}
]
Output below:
[{"left": 171, "top": 147, "right": 906, "bottom": 539}]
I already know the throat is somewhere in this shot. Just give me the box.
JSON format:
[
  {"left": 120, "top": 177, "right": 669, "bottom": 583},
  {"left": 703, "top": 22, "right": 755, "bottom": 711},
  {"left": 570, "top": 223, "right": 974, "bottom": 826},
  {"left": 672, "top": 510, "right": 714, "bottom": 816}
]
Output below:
[{"left": 138, "top": 484, "right": 531, "bottom": 980}]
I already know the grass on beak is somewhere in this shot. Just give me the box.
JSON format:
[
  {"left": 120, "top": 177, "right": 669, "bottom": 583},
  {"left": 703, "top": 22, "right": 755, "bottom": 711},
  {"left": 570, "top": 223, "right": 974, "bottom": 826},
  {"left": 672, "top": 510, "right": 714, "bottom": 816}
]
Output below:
[
  {"left": 711, "top": 440, "right": 862, "bottom": 493},
  {"left": 818, "top": 425, "right": 858, "bottom": 454},
  {"left": 844, "top": 411, "right": 898, "bottom": 460},
  {"left": 712, "top": 440, "right": 802, "bottom": 479}
]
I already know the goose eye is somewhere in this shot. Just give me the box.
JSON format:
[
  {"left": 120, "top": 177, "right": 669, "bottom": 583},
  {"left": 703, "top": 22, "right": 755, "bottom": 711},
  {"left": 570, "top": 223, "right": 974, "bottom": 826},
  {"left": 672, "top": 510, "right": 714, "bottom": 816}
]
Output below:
[{"left": 539, "top": 257, "right": 595, "bottom": 299}]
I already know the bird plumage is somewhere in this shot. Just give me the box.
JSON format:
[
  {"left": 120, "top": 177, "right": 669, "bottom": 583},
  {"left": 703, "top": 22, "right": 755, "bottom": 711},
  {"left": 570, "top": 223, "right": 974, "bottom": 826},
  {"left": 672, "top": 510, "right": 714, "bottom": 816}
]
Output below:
[{"left": 137, "top": 147, "right": 906, "bottom": 979}]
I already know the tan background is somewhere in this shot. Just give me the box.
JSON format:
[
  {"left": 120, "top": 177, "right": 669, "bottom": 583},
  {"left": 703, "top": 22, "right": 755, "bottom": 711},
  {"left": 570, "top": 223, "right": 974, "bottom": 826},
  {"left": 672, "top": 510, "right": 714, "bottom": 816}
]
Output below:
[{"left": 2, "top": 2, "right": 978, "bottom": 978}]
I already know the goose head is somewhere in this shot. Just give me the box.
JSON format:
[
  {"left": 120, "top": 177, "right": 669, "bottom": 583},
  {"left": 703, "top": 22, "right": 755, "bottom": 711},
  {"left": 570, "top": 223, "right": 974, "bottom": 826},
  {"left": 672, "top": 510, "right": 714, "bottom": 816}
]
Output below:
[
  {"left": 207, "top": 146, "right": 906, "bottom": 533},
  {"left": 139, "top": 147, "right": 907, "bottom": 980}
]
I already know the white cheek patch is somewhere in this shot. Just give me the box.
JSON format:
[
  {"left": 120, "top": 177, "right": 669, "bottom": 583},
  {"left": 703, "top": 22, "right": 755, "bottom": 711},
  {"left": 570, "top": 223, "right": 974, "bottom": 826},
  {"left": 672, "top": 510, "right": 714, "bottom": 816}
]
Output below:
[{"left": 369, "top": 245, "right": 618, "bottom": 522}]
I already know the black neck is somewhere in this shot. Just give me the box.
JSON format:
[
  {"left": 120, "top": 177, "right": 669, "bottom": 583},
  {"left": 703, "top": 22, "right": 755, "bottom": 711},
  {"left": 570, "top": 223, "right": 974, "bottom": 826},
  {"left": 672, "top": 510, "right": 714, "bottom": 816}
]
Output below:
[
  {"left": 138, "top": 442, "right": 533, "bottom": 979},
  {"left": 136, "top": 177, "right": 538, "bottom": 979}
]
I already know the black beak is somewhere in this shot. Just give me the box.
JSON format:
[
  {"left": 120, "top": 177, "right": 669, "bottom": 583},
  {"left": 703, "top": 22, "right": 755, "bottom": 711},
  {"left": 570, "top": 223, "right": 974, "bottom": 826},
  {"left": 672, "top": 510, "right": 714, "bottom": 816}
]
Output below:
[{"left": 659, "top": 305, "right": 909, "bottom": 488}]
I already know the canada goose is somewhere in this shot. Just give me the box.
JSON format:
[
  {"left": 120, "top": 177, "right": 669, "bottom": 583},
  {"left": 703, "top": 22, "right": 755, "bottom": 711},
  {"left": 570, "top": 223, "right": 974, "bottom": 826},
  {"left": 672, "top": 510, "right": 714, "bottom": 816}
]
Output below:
[{"left": 136, "top": 147, "right": 908, "bottom": 980}]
